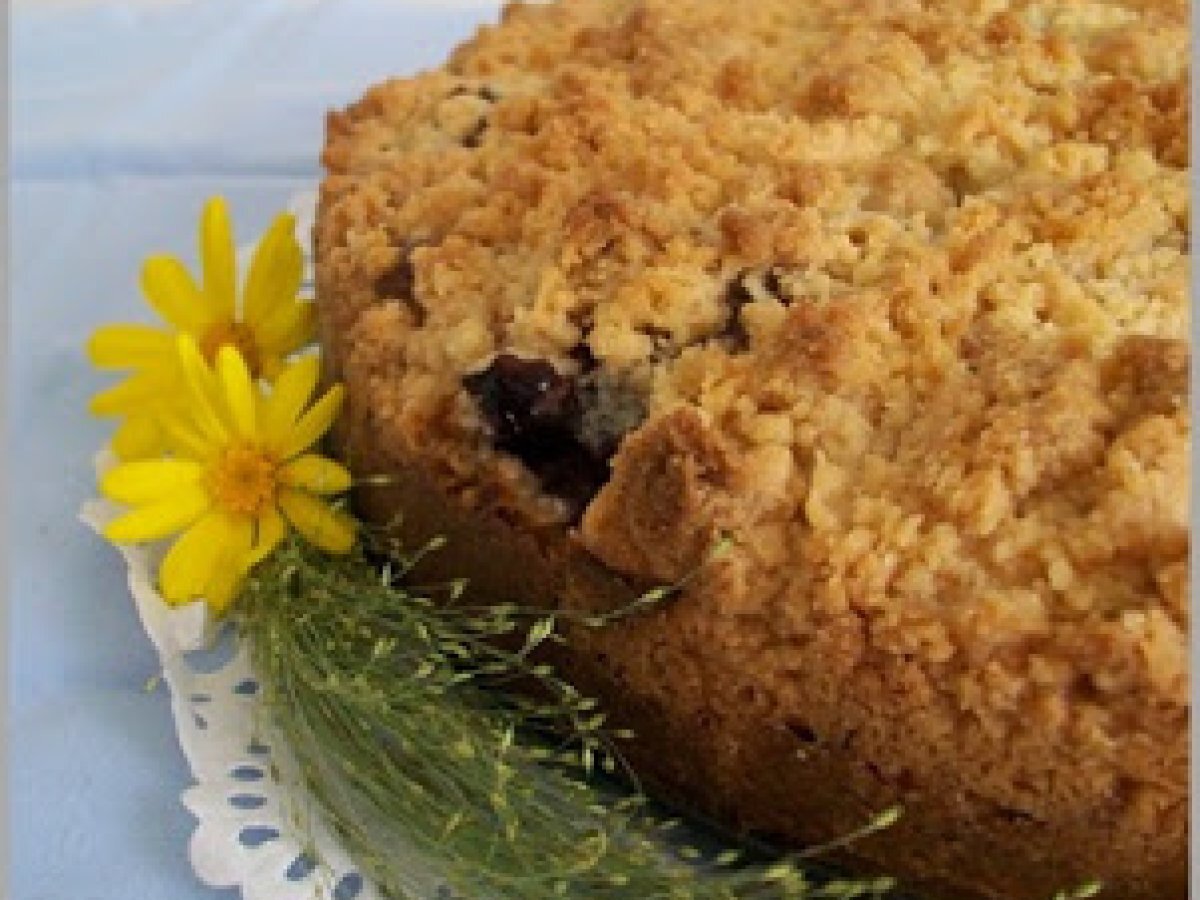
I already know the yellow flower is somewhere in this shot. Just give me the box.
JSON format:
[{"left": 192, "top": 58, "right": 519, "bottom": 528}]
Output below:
[
  {"left": 88, "top": 197, "right": 316, "bottom": 459},
  {"left": 99, "top": 335, "right": 355, "bottom": 613}
]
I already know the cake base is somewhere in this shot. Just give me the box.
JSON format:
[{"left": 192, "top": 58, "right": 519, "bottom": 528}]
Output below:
[{"left": 337, "top": 421, "right": 1185, "bottom": 900}]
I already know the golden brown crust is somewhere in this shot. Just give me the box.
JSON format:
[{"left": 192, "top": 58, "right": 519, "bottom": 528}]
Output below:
[{"left": 316, "top": 1, "right": 1190, "bottom": 897}]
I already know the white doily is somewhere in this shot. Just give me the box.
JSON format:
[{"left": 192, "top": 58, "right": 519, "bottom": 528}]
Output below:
[
  {"left": 81, "top": 484, "right": 391, "bottom": 900},
  {"left": 77, "top": 190, "right": 413, "bottom": 900}
]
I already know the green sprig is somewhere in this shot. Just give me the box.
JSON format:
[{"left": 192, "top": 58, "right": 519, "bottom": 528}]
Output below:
[{"left": 234, "top": 536, "right": 900, "bottom": 900}]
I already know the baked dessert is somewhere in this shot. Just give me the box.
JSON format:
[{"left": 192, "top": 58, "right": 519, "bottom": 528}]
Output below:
[{"left": 314, "top": 1, "right": 1190, "bottom": 897}]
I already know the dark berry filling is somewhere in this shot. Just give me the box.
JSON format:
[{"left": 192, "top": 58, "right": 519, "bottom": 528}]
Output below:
[
  {"left": 461, "top": 268, "right": 790, "bottom": 514},
  {"left": 568, "top": 340, "right": 600, "bottom": 373},
  {"left": 464, "top": 354, "right": 641, "bottom": 519}
]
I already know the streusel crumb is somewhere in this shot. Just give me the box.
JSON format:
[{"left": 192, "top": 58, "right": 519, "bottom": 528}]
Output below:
[{"left": 317, "top": 2, "right": 1189, "bottom": 897}]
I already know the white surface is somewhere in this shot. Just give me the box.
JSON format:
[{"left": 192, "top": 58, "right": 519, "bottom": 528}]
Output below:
[
  {"left": 12, "top": 0, "right": 498, "bottom": 9},
  {"left": 10, "top": 3, "right": 504, "bottom": 898},
  {"left": 72, "top": 199, "right": 451, "bottom": 900}
]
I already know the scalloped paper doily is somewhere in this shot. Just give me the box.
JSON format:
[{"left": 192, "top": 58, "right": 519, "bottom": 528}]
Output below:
[
  {"left": 82, "top": 482, "right": 387, "bottom": 900},
  {"left": 78, "top": 190, "right": 408, "bottom": 900}
]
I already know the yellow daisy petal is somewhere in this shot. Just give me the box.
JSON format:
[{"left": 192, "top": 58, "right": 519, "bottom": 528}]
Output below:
[
  {"left": 257, "top": 301, "right": 316, "bottom": 356},
  {"left": 111, "top": 415, "right": 169, "bottom": 461},
  {"left": 278, "top": 488, "right": 356, "bottom": 555},
  {"left": 200, "top": 197, "right": 237, "bottom": 322},
  {"left": 242, "top": 213, "right": 303, "bottom": 328},
  {"left": 159, "top": 412, "right": 217, "bottom": 461},
  {"left": 176, "top": 335, "right": 231, "bottom": 442},
  {"left": 141, "top": 255, "right": 212, "bottom": 333},
  {"left": 86, "top": 324, "right": 175, "bottom": 370},
  {"left": 101, "top": 458, "right": 203, "bottom": 505},
  {"left": 103, "top": 483, "right": 210, "bottom": 544},
  {"left": 89, "top": 370, "right": 177, "bottom": 417},
  {"left": 158, "top": 511, "right": 233, "bottom": 604},
  {"left": 277, "top": 384, "right": 345, "bottom": 460},
  {"left": 205, "top": 562, "right": 244, "bottom": 615},
  {"left": 280, "top": 454, "right": 352, "bottom": 495},
  {"left": 206, "top": 517, "right": 254, "bottom": 614},
  {"left": 246, "top": 505, "right": 287, "bottom": 569},
  {"left": 261, "top": 354, "right": 320, "bottom": 442},
  {"left": 254, "top": 389, "right": 271, "bottom": 427},
  {"left": 215, "top": 345, "right": 257, "bottom": 438}
]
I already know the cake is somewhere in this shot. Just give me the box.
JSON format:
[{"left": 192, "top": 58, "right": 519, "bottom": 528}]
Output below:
[{"left": 313, "top": 1, "right": 1190, "bottom": 897}]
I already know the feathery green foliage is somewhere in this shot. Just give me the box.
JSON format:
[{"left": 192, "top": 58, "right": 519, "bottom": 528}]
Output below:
[{"left": 235, "top": 535, "right": 901, "bottom": 900}]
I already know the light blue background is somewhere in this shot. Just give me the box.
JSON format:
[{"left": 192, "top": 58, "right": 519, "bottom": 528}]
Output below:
[{"left": 10, "top": 3, "right": 501, "bottom": 897}]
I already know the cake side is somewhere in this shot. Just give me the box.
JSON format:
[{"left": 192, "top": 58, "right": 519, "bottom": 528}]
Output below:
[{"left": 316, "top": 1, "right": 1189, "bottom": 897}]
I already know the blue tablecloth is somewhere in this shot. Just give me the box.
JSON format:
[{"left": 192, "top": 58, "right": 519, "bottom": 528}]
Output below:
[{"left": 10, "top": 3, "right": 501, "bottom": 897}]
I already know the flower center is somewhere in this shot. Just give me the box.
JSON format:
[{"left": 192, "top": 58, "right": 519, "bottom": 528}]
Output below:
[
  {"left": 200, "top": 321, "right": 261, "bottom": 377},
  {"left": 209, "top": 445, "right": 278, "bottom": 516}
]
